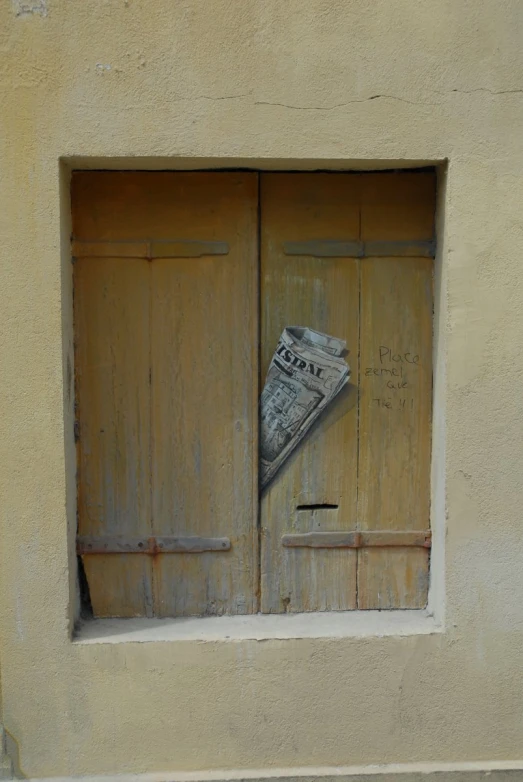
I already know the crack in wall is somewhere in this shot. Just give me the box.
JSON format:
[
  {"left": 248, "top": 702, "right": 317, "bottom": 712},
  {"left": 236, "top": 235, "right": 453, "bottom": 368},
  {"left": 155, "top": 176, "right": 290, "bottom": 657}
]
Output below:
[
  {"left": 449, "top": 87, "right": 523, "bottom": 96},
  {"left": 183, "top": 90, "right": 523, "bottom": 109},
  {"left": 255, "top": 94, "right": 442, "bottom": 109},
  {"left": 197, "top": 94, "right": 250, "bottom": 101}
]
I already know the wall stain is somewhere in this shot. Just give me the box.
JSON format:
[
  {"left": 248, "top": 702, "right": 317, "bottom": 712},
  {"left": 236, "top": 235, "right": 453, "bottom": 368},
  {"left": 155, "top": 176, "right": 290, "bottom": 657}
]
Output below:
[{"left": 12, "top": 0, "right": 47, "bottom": 17}]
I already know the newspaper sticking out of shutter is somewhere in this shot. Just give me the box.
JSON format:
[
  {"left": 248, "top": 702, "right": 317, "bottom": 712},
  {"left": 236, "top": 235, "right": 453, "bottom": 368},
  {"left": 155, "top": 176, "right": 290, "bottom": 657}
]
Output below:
[{"left": 260, "top": 327, "right": 350, "bottom": 490}]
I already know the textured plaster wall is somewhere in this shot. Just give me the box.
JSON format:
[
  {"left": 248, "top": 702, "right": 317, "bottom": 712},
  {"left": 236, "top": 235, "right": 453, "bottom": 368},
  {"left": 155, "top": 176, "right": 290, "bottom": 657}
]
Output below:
[{"left": 1, "top": 0, "right": 523, "bottom": 778}]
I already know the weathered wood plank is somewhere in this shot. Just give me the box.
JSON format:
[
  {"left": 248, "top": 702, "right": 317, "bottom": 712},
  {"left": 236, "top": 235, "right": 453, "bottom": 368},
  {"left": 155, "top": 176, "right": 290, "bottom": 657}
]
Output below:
[
  {"left": 283, "top": 239, "right": 435, "bottom": 259},
  {"left": 283, "top": 240, "right": 363, "bottom": 257},
  {"left": 282, "top": 530, "right": 431, "bottom": 549},
  {"left": 356, "top": 173, "right": 434, "bottom": 610},
  {"left": 74, "top": 257, "right": 153, "bottom": 618},
  {"left": 72, "top": 241, "right": 149, "bottom": 259},
  {"left": 150, "top": 173, "right": 259, "bottom": 617},
  {"left": 150, "top": 240, "right": 229, "bottom": 258},
  {"left": 357, "top": 257, "right": 433, "bottom": 609},
  {"left": 77, "top": 535, "right": 231, "bottom": 554},
  {"left": 72, "top": 240, "right": 229, "bottom": 259},
  {"left": 360, "top": 172, "right": 436, "bottom": 242},
  {"left": 71, "top": 171, "right": 253, "bottom": 241},
  {"left": 363, "top": 239, "right": 435, "bottom": 258},
  {"left": 260, "top": 173, "right": 360, "bottom": 613}
]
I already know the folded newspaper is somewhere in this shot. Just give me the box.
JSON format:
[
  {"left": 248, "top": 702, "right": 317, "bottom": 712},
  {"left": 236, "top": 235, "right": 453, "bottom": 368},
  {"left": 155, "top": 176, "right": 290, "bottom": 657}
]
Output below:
[{"left": 260, "top": 327, "right": 350, "bottom": 490}]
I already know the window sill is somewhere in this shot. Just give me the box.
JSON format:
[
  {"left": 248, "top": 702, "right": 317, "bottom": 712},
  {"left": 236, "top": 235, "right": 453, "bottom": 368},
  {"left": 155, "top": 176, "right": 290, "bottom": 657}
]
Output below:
[{"left": 74, "top": 609, "right": 441, "bottom": 644}]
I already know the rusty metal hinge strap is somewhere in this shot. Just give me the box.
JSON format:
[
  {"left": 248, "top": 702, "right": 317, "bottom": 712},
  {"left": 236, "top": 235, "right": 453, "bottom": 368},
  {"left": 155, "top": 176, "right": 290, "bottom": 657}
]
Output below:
[
  {"left": 281, "top": 530, "right": 431, "bottom": 549},
  {"left": 77, "top": 535, "right": 231, "bottom": 555}
]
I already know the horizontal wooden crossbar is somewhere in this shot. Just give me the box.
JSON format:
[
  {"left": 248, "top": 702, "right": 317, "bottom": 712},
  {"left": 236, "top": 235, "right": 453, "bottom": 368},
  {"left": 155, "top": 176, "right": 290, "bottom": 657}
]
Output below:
[
  {"left": 78, "top": 531, "right": 431, "bottom": 554},
  {"left": 77, "top": 535, "right": 231, "bottom": 554},
  {"left": 72, "top": 238, "right": 435, "bottom": 260},
  {"left": 283, "top": 239, "right": 435, "bottom": 258},
  {"left": 71, "top": 239, "right": 229, "bottom": 259},
  {"left": 281, "top": 530, "right": 431, "bottom": 549}
]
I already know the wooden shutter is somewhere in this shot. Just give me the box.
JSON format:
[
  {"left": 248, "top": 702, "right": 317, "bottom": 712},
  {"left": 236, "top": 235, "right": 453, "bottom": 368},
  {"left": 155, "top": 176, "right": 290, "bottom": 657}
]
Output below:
[
  {"left": 73, "top": 172, "right": 258, "bottom": 617},
  {"left": 73, "top": 169, "right": 434, "bottom": 618},
  {"left": 260, "top": 171, "right": 435, "bottom": 612}
]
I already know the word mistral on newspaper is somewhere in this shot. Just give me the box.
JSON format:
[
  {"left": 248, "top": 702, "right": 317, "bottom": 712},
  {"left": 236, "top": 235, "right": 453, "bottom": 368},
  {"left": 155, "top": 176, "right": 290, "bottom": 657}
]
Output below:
[{"left": 260, "top": 327, "right": 351, "bottom": 490}]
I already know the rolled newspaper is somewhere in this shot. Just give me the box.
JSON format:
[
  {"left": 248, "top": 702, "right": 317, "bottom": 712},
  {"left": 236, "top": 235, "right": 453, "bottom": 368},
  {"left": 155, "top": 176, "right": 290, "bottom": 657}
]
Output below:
[{"left": 260, "top": 327, "right": 350, "bottom": 490}]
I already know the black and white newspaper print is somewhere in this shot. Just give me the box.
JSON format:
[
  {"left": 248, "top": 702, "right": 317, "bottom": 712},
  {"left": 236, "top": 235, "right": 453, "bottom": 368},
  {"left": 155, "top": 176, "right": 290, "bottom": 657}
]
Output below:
[{"left": 260, "top": 327, "right": 350, "bottom": 490}]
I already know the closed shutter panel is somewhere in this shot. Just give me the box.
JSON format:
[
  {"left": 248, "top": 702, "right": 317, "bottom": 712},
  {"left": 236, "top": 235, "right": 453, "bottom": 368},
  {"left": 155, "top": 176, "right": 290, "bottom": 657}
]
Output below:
[
  {"left": 260, "top": 171, "right": 434, "bottom": 613},
  {"left": 73, "top": 172, "right": 258, "bottom": 617}
]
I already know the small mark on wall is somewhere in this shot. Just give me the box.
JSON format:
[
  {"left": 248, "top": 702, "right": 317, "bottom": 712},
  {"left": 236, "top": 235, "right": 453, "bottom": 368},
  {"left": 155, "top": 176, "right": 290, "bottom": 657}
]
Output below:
[{"left": 13, "top": 0, "right": 47, "bottom": 17}]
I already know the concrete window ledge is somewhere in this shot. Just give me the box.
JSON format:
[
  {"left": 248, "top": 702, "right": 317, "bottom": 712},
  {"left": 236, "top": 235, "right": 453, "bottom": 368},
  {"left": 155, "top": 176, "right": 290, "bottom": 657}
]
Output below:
[
  {"left": 74, "top": 609, "right": 441, "bottom": 644},
  {"left": 19, "top": 761, "right": 523, "bottom": 782}
]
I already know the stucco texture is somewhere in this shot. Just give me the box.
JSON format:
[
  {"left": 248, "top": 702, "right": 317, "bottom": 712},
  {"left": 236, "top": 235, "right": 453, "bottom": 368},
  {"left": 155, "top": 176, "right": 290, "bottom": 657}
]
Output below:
[{"left": 1, "top": 0, "right": 523, "bottom": 778}]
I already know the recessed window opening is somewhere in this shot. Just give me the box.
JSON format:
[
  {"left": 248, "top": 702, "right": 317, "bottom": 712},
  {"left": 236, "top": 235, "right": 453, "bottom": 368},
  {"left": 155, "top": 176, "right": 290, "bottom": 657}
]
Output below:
[{"left": 72, "top": 169, "right": 435, "bottom": 618}]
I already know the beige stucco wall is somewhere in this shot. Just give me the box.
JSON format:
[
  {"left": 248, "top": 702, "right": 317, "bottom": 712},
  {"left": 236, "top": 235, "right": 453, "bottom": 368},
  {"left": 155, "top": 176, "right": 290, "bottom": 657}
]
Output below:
[{"left": 1, "top": 0, "right": 523, "bottom": 778}]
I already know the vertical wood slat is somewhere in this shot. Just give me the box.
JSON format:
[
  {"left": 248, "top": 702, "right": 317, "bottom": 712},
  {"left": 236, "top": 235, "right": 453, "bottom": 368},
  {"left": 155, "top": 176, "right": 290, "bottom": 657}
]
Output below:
[
  {"left": 357, "top": 258, "right": 432, "bottom": 608},
  {"left": 357, "top": 172, "right": 435, "bottom": 609},
  {"left": 151, "top": 175, "right": 258, "bottom": 616},
  {"left": 74, "top": 258, "right": 153, "bottom": 617},
  {"left": 260, "top": 174, "right": 360, "bottom": 613}
]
